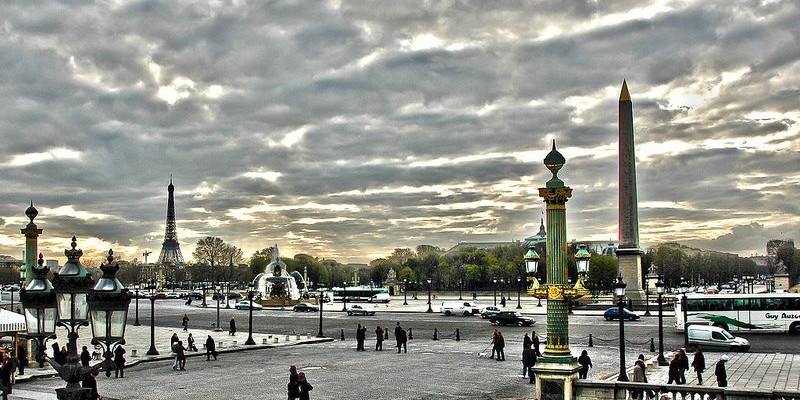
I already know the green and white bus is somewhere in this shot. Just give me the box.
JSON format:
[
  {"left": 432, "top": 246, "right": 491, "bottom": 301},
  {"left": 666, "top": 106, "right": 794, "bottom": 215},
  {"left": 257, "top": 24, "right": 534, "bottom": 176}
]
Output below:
[
  {"left": 675, "top": 293, "right": 800, "bottom": 333},
  {"left": 330, "top": 287, "right": 391, "bottom": 303}
]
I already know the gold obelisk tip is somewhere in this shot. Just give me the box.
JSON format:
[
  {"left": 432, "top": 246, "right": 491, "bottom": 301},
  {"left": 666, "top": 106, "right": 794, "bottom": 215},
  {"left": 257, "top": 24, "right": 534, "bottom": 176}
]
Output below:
[{"left": 620, "top": 80, "right": 631, "bottom": 102}]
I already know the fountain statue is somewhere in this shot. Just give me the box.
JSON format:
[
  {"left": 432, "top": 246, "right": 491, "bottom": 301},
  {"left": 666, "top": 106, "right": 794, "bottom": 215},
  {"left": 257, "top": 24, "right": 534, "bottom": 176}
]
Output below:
[{"left": 252, "top": 245, "right": 302, "bottom": 301}]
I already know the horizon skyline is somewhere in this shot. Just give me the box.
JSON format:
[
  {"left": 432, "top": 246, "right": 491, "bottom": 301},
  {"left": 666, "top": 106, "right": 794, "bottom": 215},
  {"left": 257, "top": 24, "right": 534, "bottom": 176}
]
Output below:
[{"left": 1, "top": 2, "right": 799, "bottom": 263}]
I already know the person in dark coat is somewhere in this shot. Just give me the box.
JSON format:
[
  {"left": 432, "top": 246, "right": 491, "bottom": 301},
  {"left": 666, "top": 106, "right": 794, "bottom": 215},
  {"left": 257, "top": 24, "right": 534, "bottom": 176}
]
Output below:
[
  {"left": 355, "top": 324, "right": 365, "bottom": 351},
  {"left": 500, "top": 295, "right": 506, "bottom": 307},
  {"left": 490, "top": 329, "right": 499, "bottom": 359},
  {"left": 187, "top": 333, "right": 198, "bottom": 352},
  {"left": 0, "top": 352, "right": 13, "bottom": 400},
  {"left": 205, "top": 335, "right": 217, "bottom": 361},
  {"left": 692, "top": 348, "right": 706, "bottom": 384},
  {"left": 113, "top": 345, "right": 126, "bottom": 378},
  {"left": 375, "top": 326, "right": 384, "bottom": 351},
  {"left": 578, "top": 350, "right": 592, "bottom": 379},
  {"left": 175, "top": 341, "right": 186, "bottom": 370},
  {"left": 394, "top": 322, "right": 402, "bottom": 350},
  {"left": 288, "top": 365, "right": 300, "bottom": 400},
  {"left": 396, "top": 327, "right": 407, "bottom": 353},
  {"left": 80, "top": 346, "right": 91, "bottom": 367},
  {"left": 715, "top": 355, "right": 729, "bottom": 387},
  {"left": 522, "top": 344, "right": 535, "bottom": 379},
  {"left": 16, "top": 346, "right": 27, "bottom": 376},
  {"left": 667, "top": 352, "right": 682, "bottom": 384},
  {"left": 522, "top": 333, "right": 532, "bottom": 352},
  {"left": 495, "top": 331, "right": 505, "bottom": 361},
  {"left": 81, "top": 370, "right": 100, "bottom": 400},
  {"left": 51, "top": 343, "right": 63, "bottom": 364},
  {"left": 229, "top": 317, "right": 237, "bottom": 335},
  {"left": 59, "top": 345, "right": 68, "bottom": 364},
  {"left": 532, "top": 331, "right": 541, "bottom": 356},
  {"left": 678, "top": 349, "right": 689, "bottom": 384},
  {"left": 297, "top": 372, "right": 313, "bottom": 400},
  {"left": 171, "top": 333, "right": 179, "bottom": 346},
  {"left": 182, "top": 314, "right": 189, "bottom": 332}
]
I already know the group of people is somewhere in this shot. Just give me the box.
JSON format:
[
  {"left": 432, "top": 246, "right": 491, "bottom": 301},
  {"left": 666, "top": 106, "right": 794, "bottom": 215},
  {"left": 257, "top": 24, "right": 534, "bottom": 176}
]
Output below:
[
  {"left": 667, "top": 348, "right": 728, "bottom": 387},
  {"left": 287, "top": 365, "right": 313, "bottom": 400},
  {"left": 353, "top": 323, "right": 408, "bottom": 353},
  {"left": 489, "top": 329, "right": 506, "bottom": 361},
  {"left": 169, "top": 332, "right": 218, "bottom": 370}
]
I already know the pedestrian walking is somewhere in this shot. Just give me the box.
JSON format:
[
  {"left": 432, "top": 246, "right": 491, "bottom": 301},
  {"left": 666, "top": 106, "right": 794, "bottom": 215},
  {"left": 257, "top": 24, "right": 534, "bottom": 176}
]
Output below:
[
  {"left": 182, "top": 314, "right": 189, "bottom": 332},
  {"left": 715, "top": 355, "right": 729, "bottom": 387},
  {"left": 171, "top": 340, "right": 181, "bottom": 370},
  {"left": 394, "top": 322, "right": 402, "bottom": 350},
  {"left": 288, "top": 365, "right": 300, "bottom": 400},
  {"left": 187, "top": 333, "right": 198, "bottom": 351},
  {"left": 16, "top": 346, "right": 27, "bottom": 376},
  {"left": 667, "top": 352, "right": 681, "bottom": 384},
  {"left": 81, "top": 370, "right": 100, "bottom": 400},
  {"left": 297, "top": 372, "right": 313, "bottom": 400},
  {"left": 523, "top": 333, "right": 532, "bottom": 350},
  {"left": 0, "top": 352, "right": 13, "bottom": 400},
  {"left": 500, "top": 295, "right": 506, "bottom": 307},
  {"left": 80, "top": 346, "right": 91, "bottom": 367},
  {"left": 529, "top": 346, "right": 538, "bottom": 385},
  {"left": 375, "top": 326, "right": 384, "bottom": 351},
  {"left": 355, "top": 324, "right": 365, "bottom": 351},
  {"left": 176, "top": 340, "right": 186, "bottom": 370},
  {"left": 692, "top": 348, "right": 706, "bottom": 384},
  {"left": 495, "top": 331, "right": 505, "bottom": 361},
  {"left": 677, "top": 349, "right": 689, "bottom": 384},
  {"left": 205, "top": 335, "right": 217, "bottom": 361},
  {"left": 489, "top": 329, "right": 499, "bottom": 359},
  {"left": 59, "top": 345, "right": 68, "bottom": 364},
  {"left": 171, "top": 332, "right": 179, "bottom": 346},
  {"left": 229, "top": 317, "right": 237, "bottom": 335},
  {"left": 578, "top": 350, "right": 592, "bottom": 379},
  {"left": 532, "top": 331, "right": 541, "bottom": 357},
  {"left": 113, "top": 344, "right": 126, "bottom": 378},
  {"left": 522, "top": 344, "right": 535, "bottom": 379},
  {"left": 396, "top": 326, "right": 407, "bottom": 353},
  {"left": 632, "top": 355, "right": 648, "bottom": 400}
]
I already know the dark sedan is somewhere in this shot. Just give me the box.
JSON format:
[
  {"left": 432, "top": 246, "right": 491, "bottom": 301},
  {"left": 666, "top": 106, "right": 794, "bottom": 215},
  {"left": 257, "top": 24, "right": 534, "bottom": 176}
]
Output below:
[
  {"left": 292, "top": 302, "right": 319, "bottom": 312},
  {"left": 488, "top": 311, "right": 535, "bottom": 326},
  {"left": 603, "top": 308, "right": 640, "bottom": 321}
]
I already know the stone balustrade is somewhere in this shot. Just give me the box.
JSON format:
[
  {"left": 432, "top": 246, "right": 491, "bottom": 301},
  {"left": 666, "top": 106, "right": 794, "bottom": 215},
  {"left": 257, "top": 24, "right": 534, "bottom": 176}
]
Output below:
[{"left": 574, "top": 380, "right": 800, "bottom": 400}]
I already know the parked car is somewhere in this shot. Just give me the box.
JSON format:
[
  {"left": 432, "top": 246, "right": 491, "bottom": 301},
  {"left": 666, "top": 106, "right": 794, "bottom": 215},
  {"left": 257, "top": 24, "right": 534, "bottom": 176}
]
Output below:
[
  {"left": 346, "top": 304, "right": 375, "bottom": 316},
  {"left": 603, "top": 308, "right": 640, "bottom": 321},
  {"left": 480, "top": 306, "right": 503, "bottom": 319},
  {"left": 235, "top": 300, "right": 263, "bottom": 310},
  {"left": 153, "top": 292, "right": 168, "bottom": 300},
  {"left": 185, "top": 292, "right": 204, "bottom": 300},
  {"left": 440, "top": 301, "right": 479, "bottom": 316},
  {"left": 165, "top": 292, "right": 182, "bottom": 299},
  {"left": 688, "top": 325, "right": 750, "bottom": 352},
  {"left": 489, "top": 311, "right": 535, "bottom": 326},
  {"left": 212, "top": 292, "right": 243, "bottom": 301},
  {"left": 293, "top": 302, "right": 319, "bottom": 312}
]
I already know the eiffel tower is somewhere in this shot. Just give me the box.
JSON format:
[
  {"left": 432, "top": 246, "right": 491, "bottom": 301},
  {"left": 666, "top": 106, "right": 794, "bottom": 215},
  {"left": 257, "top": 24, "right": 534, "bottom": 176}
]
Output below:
[{"left": 157, "top": 175, "right": 185, "bottom": 266}]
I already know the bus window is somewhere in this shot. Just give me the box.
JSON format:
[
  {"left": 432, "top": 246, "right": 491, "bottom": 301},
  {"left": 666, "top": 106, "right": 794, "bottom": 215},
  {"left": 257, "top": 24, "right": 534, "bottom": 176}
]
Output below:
[
  {"left": 687, "top": 299, "right": 702, "bottom": 311},
  {"left": 788, "top": 298, "right": 800, "bottom": 311},
  {"left": 764, "top": 298, "right": 782, "bottom": 310},
  {"left": 733, "top": 298, "right": 750, "bottom": 310}
]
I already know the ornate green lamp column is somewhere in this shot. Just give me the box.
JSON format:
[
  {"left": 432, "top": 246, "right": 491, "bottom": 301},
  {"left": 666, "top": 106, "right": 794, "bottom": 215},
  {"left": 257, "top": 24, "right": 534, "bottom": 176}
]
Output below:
[{"left": 530, "top": 141, "right": 581, "bottom": 400}]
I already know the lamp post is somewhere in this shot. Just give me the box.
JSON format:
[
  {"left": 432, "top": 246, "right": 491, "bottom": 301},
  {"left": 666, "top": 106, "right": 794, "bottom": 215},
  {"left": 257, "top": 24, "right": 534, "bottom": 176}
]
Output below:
[
  {"left": 133, "top": 282, "right": 140, "bottom": 326},
  {"left": 516, "top": 277, "right": 522, "bottom": 309},
  {"left": 144, "top": 280, "right": 159, "bottom": 355},
  {"left": 403, "top": 279, "right": 408, "bottom": 306},
  {"left": 680, "top": 276, "right": 690, "bottom": 349},
  {"left": 316, "top": 287, "right": 324, "bottom": 338},
  {"left": 644, "top": 280, "right": 651, "bottom": 316},
  {"left": 458, "top": 279, "right": 463, "bottom": 301},
  {"left": 536, "top": 278, "right": 542, "bottom": 307},
  {"left": 20, "top": 253, "right": 57, "bottom": 368},
  {"left": 493, "top": 278, "right": 497, "bottom": 306},
  {"left": 426, "top": 278, "right": 433, "bottom": 313},
  {"left": 656, "top": 277, "right": 668, "bottom": 366},
  {"left": 225, "top": 281, "right": 231, "bottom": 309},
  {"left": 341, "top": 282, "right": 348, "bottom": 312},
  {"left": 244, "top": 283, "right": 256, "bottom": 345},
  {"left": 87, "top": 250, "right": 131, "bottom": 378},
  {"left": 214, "top": 286, "right": 222, "bottom": 332},
  {"left": 615, "top": 275, "right": 628, "bottom": 381},
  {"left": 201, "top": 282, "right": 208, "bottom": 307}
]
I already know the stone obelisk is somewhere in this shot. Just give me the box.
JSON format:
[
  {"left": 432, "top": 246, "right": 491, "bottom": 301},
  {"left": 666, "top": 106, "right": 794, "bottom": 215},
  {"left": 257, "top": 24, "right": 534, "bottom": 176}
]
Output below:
[{"left": 617, "top": 80, "right": 644, "bottom": 301}]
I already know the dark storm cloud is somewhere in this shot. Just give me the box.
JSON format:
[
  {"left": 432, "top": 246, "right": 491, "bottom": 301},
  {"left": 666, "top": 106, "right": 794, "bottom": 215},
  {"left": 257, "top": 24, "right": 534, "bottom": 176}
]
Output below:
[{"left": 0, "top": 1, "right": 798, "bottom": 262}]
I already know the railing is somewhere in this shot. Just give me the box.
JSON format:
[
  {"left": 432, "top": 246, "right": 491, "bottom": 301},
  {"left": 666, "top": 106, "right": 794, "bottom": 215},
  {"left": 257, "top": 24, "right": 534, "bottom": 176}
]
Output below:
[{"left": 574, "top": 380, "right": 800, "bottom": 400}]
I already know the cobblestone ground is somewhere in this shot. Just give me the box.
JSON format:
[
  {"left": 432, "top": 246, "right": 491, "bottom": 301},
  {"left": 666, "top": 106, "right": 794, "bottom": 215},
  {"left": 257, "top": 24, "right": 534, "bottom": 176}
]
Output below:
[{"left": 14, "top": 335, "right": 655, "bottom": 400}]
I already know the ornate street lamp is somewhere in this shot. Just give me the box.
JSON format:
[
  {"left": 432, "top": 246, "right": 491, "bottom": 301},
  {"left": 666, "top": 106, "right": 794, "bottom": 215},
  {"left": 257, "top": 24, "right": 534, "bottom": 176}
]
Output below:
[
  {"left": 133, "top": 282, "right": 140, "bottom": 326},
  {"left": 146, "top": 281, "right": 159, "bottom": 356},
  {"left": 524, "top": 248, "right": 540, "bottom": 275},
  {"left": 680, "top": 276, "right": 690, "bottom": 349},
  {"left": 20, "top": 254, "right": 57, "bottom": 368},
  {"left": 316, "top": 286, "right": 324, "bottom": 338},
  {"left": 655, "top": 277, "right": 668, "bottom": 366},
  {"left": 244, "top": 283, "right": 256, "bottom": 345},
  {"left": 201, "top": 282, "right": 208, "bottom": 307},
  {"left": 426, "top": 278, "right": 433, "bottom": 313},
  {"left": 402, "top": 279, "right": 408, "bottom": 306},
  {"left": 214, "top": 285, "right": 222, "bottom": 332},
  {"left": 87, "top": 250, "right": 131, "bottom": 377},
  {"left": 615, "top": 276, "right": 628, "bottom": 381},
  {"left": 516, "top": 277, "right": 522, "bottom": 309},
  {"left": 341, "top": 282, "right": 348, "bottom": 312},
  {"left": 492, "top": 278, "right": 497, "bottom": 306},
  {"left": 536, "top": 278, "right": 543, "bottom": 307},
  {"left": 574, "top": 244, "right": 590, "bottom": 279}
]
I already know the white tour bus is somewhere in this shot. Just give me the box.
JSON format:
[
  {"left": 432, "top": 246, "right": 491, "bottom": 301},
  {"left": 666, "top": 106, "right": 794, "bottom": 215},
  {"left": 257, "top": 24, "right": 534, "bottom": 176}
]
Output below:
[{"left": 675, "top": 293, "right": 800, "bottom": 334}]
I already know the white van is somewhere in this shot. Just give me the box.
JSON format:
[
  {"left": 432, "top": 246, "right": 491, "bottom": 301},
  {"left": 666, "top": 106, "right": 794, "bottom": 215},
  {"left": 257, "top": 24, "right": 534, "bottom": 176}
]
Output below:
[
  {"left": 440, "top": 301, "right": 480, "bottom": 316},
  {"left": 687, "top": 325, "right": 750, "bottom": 352}
]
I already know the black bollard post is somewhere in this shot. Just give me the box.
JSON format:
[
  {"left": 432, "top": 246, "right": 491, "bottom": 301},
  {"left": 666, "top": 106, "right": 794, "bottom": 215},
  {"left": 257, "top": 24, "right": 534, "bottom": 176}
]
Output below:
[
  {"left": 433, "top": 328, "right": 439, "bottom": 340},
  {"left": 385, "top": 329, "right": 389, "bottom": 340},
  {"left": 408, "top": 328, "right": 413, "bottom": 340},
  {"left": 341, "top": 328, "right": 345, "bottom": 341},
  {"left": 588, "top": 334, "right": 594, "bottom": 347},
  {"left": 650, "top": 337, "right": 656, "bottom": 353},
  {"left": 456, "top": 328, "right": 460, "bottom": 341}
]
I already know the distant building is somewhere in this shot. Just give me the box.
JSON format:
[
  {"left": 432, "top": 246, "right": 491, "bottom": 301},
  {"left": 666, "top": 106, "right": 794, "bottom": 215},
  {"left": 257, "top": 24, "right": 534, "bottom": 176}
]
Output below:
[{"left": 0, "top": 255, "right": 23, "bottom": 269}]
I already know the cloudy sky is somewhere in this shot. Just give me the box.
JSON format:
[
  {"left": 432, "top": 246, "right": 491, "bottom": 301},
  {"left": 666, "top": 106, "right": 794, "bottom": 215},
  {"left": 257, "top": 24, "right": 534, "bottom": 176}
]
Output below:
[{"left": 1, "top": 0, "right": 798, "bottom": 264}]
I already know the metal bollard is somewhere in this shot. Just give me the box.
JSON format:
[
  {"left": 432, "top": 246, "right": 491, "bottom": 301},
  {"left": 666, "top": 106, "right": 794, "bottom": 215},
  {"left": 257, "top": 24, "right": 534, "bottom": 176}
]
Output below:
[
  {"left": 384, "top": 329, "right": 389, "bottom": 340},
  {"left": 341, "top": 328, "right": 345, "bottom": 341},
  {"left": 274, "top": 337, "right": 279, "bottom": 343},
  {"left": 433, "top": 328, "right": 439, "bottom": 340},
  {"left": 218, "top": 341, "right": 223, "bottom": 348},
  {"left": 588, "top": 334, "right": 593, "bottom": 347},
  {"left": 131, "top": 349, "right": 137, "bottom": 357},
  {"left": 650, "top": 337, "right": 655, "bottom": 353},
  {"left": 456, "top": 329, "right": 460, "bottom": 341},
  {"left": 408, "top": 328, "right": 413, "bottom": 340},
  {"left": 262, "top": 338, "right": 268, "bottom": 345}
]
